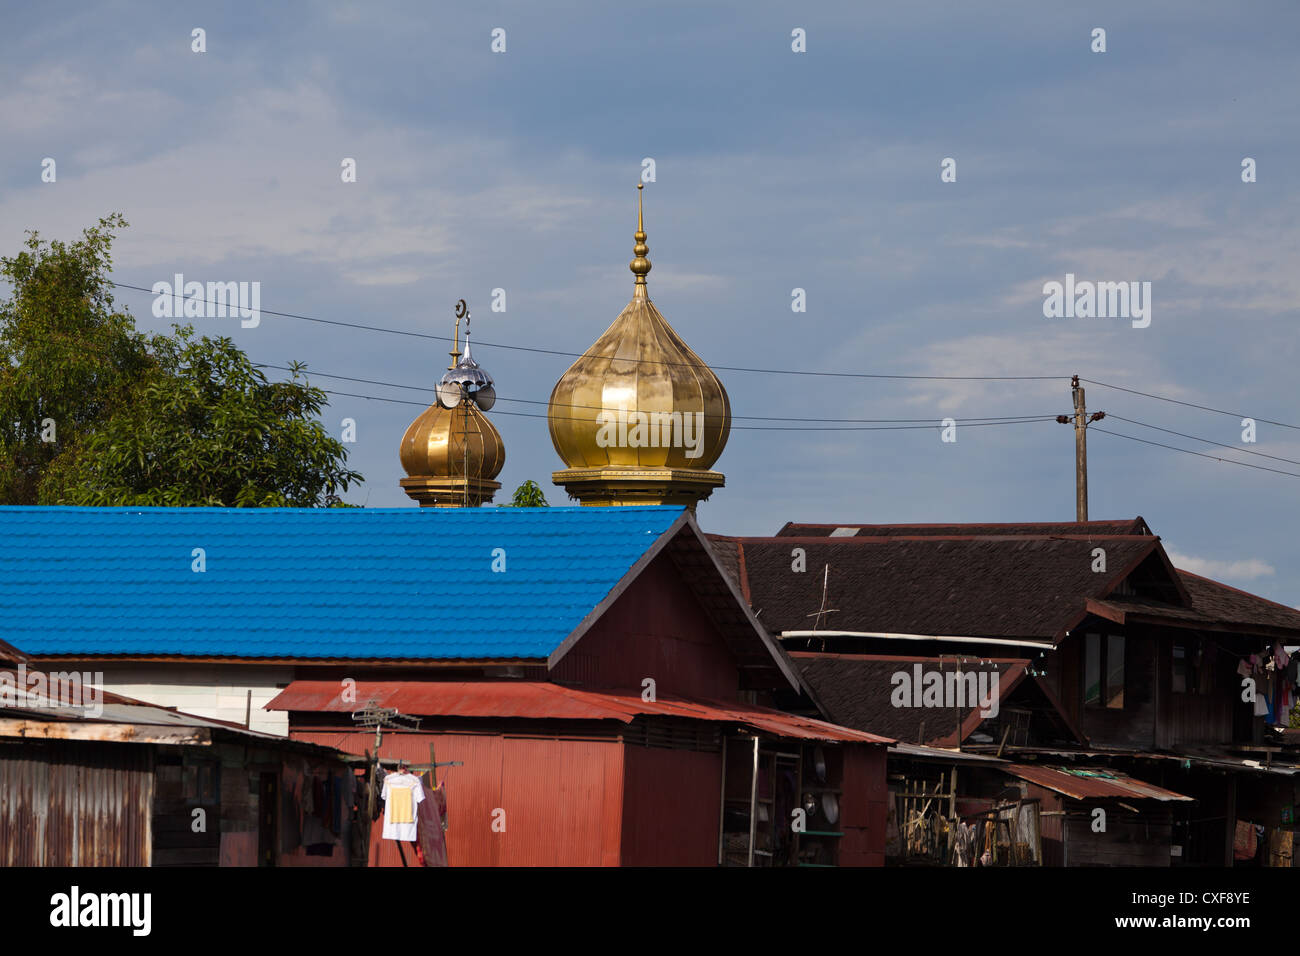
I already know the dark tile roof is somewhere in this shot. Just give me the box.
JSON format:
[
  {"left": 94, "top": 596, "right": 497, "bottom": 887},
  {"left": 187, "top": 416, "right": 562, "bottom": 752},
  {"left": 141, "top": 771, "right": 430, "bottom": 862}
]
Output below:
[
  {"left": 790, "top": 653, "right": 1018, "bottom": 745},
  {"left": 788, "top": 653, "right": 1082, "bottom": 748},
  {"left": 1178, "top": 572, "right": 1300, "bottom": 632},
  {"left": 712, "top": 534, "right": 1158, "bottom": 640},
  {"left": 1092, "top": 570, "right": 1300, "bottom": 637},
  {"left": 708, "top": 519, "right": 1300, "bottom": 644},
  {"left": 776, "top": 518, "right": 1150, "bottom": 538},
  {"left": 705, "top": 533, "right": 742, "bottom": 596}
]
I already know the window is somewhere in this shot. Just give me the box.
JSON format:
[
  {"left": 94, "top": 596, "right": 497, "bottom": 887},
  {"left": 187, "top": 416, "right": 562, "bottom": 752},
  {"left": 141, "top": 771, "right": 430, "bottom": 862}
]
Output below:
[
  {"left": 183, "top": 758, "right": 220, "bottom": 805},
  {"left": 1084, "top": 634, "right": 1101, "bottom": 706},
  {"left": 1083, "top": 633, "right": 1125, "bottom": 709},
  {"left": 1172, "top": 639, "right": 1205, "bottom": 694},
  {"left": 1173, "top": 642, "right": 1188, "bottom": 693},
  {"left": 1106, "top": 635, "right": 1125, "bottom": 708}
]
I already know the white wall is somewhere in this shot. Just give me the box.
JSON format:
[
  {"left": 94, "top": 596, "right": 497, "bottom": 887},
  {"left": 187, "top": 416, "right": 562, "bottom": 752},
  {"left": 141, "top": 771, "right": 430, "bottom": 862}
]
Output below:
[{"left": 90, "top": 662, "right": 294, "bottom": 736}]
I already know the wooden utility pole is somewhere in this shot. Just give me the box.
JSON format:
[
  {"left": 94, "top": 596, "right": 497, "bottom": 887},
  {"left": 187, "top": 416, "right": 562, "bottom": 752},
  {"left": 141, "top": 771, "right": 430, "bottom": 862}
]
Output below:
[
  {"left": 1057, "top": 375, "right": 1105, "bottom": 522},
  {"left": 1073, "top": 382, "right": 1088, "bottom": 521}
]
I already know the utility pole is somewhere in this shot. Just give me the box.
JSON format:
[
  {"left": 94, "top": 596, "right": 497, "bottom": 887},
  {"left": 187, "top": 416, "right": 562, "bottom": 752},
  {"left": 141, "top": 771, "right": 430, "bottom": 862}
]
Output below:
[{"left": 1056, "top": 375, "right": 1105, "bottom": 521}]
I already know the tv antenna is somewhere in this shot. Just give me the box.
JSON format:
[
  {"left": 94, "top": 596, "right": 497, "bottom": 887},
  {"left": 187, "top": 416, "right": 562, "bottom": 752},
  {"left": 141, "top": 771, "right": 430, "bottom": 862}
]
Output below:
[
  {"left": 437, "top": 299, "right": 497, "bottom": 506},
  {"left": 353, "top": 696, "right": 423, "bottom": 819}
]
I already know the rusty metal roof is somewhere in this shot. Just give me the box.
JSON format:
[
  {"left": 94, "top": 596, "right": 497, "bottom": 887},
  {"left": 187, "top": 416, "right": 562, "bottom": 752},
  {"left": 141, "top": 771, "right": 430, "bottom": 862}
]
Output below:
[
  {"left": 1002, "top": 763, "right": 1193, "bottom": 802},
  {"left": 0, "top": 672, "right": 347, "bottom": 754},
  {"left": 267, "top": 680, "right": 892, "bottom": 744}
]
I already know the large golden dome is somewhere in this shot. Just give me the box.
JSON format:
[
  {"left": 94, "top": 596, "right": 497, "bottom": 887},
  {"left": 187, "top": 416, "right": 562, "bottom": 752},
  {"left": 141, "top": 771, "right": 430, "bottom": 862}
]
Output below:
[{"left": 548, "top": 184, "right": 730, "bottom": 507}]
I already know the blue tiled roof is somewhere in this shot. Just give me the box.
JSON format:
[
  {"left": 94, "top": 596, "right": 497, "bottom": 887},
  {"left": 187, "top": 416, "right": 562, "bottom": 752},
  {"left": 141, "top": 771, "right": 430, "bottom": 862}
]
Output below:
[{"left": 0, "top": 505, "right": 686, "bottom": 660}]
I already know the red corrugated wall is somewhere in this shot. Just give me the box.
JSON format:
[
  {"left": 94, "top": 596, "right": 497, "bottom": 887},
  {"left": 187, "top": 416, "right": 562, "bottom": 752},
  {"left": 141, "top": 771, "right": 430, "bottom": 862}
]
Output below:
[
  {"left": 838, "top": 744, "right": 888, "bottom": 866},
  {"left": 620, "top": 744, "right": 722, "bottom": 865},
  {"left": 292, "top": 730, "right": 625, "bottom": 866},
  {"left": 551, "top": 551, "right": 741, "bottom": 700}
]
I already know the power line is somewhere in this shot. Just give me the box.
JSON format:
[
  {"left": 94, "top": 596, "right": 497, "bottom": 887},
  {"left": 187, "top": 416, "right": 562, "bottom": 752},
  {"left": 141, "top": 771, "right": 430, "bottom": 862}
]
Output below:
[
  {"left": 110, "top": 281, "right": 1062, "bottom": 382},
  {"left": 255, "top": 362, "right": 1058, "bottom": 425},
  {"left": 1082, "top": 378, "right": 1300, "bottom": 432},
  {"left": 1091, "top": 427, "right": 1300, "bottom": 479},
  {"left": 303, "top": 379, "right": 1300, "bottom": 481},
  {"left": 1107, "top": 414, "right": 1300, "bottom": 468},
  {"left": 316, "top": 388, "right": 1057, "bottom": 432},
  {"left": 112, "top": 282, "right": 1300, "bottom": 467}
]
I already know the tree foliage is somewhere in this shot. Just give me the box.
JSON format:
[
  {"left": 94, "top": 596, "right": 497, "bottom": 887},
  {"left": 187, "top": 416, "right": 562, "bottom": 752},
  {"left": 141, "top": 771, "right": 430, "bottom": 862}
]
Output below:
[
  {"left": 0, "top": 214, "right": 154, "bottom": 503},
  {"left": 508, "top": 479, "right": 550, "bottom": 507},
  {"left": 0, "top": 215, "right": 362, "bottom": 507}
]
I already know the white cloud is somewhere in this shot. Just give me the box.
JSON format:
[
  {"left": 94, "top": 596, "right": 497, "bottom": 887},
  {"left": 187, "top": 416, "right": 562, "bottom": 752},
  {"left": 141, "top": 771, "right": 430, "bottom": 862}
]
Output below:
[{"left": 1166, "top": 548, "right": 1275, "bottom": 582}]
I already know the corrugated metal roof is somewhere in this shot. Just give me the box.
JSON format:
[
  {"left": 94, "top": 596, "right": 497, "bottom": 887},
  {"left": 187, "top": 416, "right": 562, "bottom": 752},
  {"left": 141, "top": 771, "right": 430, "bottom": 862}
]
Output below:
[
  {"left": 889, "top": 743, "right": 1008, "bottom": 763},
  {"left": 267, "top": 679, "right": 893, "bottom": 744},
  {"left": 1002, "top": 764, "right": 1194, "bottom": 801},
  {"left": 0, "top": 505, "right": 684, "bottom": 660},
  {"left": 0, "top": 681, "right": 327, "bottom": 744}
]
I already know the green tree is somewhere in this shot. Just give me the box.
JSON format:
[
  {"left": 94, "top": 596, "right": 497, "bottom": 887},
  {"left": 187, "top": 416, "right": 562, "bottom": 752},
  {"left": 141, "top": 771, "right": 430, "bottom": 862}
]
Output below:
[
  {"left": 51, "top": 330, "right": 361, "bottom": 506},
  {"left": 0, "top": 215, "right": 362, "bottom": 506},
  {"left": 508, "top": 479, "right": 549, "bottom": 507},
  {"left": 0, "top": 214, "right": 156, "bottom": 503}
]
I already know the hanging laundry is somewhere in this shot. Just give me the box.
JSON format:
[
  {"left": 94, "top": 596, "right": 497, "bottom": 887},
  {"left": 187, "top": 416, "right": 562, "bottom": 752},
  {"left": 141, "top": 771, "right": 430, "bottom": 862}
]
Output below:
[
  {"left": 1238, "top": 659, "right": 1253, "bottom": 678},
  {"left": 332, "top": 773, "right": 346, "bottom": 834},
  {"left": 280, "top": 769, "right": 302, "bottom": 854},
  {"left": 1233, "top": 820, "right": 1257, "bottom": 861},
  {"left": 1269, "top": 829, "right": 1294, "bottom": 867},
  {"left": 371, "top": 767, "right": 387, "bottom": 821},
  {"left": 416, "top": 780, "right": 449, "bottom": 867},
  {"left": 381, "top": 771, "right": 425, "bottom": 841}
]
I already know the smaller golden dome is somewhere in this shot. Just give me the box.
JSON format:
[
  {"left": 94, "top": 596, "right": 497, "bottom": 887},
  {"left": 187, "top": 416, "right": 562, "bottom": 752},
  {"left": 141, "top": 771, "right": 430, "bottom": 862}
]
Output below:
[
  {"left": 398, "top": 303, "right": 506, "bottom": 508},
  {"left": 400, "top": 401, "right": 505, "bottom": 482}
]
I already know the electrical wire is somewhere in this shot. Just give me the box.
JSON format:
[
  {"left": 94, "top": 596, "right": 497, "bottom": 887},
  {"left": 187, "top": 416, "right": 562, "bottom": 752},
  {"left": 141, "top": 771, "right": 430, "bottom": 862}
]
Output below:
[
  {"left": 255, "top": 362, "right": 1059, "bottom": 425},
  {"left": 111, "top": 282, "right": 1300, "bottom": 477},
  {"left": 1106, "top": 414, "right": 1300, "bottom": 468},
  {"left": 318, "top": 388, "right": 1057, "bottom": 431},
  {"left": 1082, "top": 378, "right": 1300, "bottom": 432},
  {"left": 112, "top": 283, "right": 1299, "bottom": 441},
  {"left": 1091, "top": 427, "right": 1300, "bottom": 479},
  {"left": 109, "top": 281, "right": 1063, "bottom": 381}
]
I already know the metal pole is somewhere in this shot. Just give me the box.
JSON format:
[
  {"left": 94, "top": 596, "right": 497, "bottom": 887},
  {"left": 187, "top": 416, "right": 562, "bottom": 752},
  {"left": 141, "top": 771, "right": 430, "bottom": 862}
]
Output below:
[
  {"left": 954, "top": 655, "right": 962, "bottom": 752},
  {"left": 747, "top": 736, "right": 759, "bottom": 868},
  {"left": 717, "top": 735, "right": 728, "bottom": 866}
]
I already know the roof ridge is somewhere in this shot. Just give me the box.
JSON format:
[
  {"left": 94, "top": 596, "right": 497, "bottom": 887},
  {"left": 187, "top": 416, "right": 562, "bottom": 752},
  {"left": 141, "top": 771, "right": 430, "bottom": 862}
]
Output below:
[
  {"left": 1178, "top": 568, "right": 1300, "bottom": 615},
  {"left": 723, "top": 534, "right": 1156, "bottom": 544},
  {"left": 777, "top": 518, "right": 1144, "bottom": 530}
]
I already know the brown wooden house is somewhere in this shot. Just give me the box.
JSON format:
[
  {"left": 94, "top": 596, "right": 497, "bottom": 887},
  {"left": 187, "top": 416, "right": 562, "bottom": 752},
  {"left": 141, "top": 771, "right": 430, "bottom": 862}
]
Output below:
[{"left": 710, "top": 518, "right": 1300, "bottom": 866}]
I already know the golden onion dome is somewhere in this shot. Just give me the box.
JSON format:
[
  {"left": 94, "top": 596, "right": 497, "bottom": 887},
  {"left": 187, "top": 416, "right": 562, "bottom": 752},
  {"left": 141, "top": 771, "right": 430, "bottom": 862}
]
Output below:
[
  {"left": 400, "top": 399, "right": 505, "bottom": 481},
  {"left": 547, "top": 184, "right": 731, "bottom": 473},
  {"left": 399, "top": 308, "right": 506, "bottom": 508}
]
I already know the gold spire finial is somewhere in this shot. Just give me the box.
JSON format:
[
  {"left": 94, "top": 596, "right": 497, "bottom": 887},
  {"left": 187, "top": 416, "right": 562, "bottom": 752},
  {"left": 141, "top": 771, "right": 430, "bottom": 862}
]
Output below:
[{"left": 630, "top": 182, "right": 651, "bottom": 287}]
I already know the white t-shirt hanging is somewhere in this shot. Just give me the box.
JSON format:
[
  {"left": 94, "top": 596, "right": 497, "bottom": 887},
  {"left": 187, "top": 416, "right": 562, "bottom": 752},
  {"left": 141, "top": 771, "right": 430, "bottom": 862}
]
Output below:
[{"left": 381, "top": 772, "right": 425, "bottom": 841}]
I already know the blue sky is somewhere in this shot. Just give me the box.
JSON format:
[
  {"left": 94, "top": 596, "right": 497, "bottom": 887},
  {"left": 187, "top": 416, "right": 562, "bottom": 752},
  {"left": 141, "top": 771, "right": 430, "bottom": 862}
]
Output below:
[{"left": 3, "top": 1, "right": 1299, "bottom": 603}]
